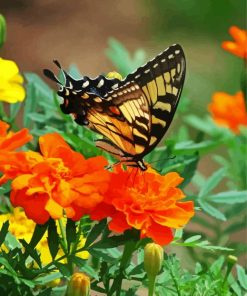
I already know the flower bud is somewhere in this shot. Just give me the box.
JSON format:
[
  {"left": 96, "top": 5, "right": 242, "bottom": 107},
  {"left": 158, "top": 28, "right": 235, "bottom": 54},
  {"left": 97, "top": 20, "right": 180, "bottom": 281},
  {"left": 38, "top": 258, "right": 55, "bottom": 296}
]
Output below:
[
  {"left": 227, "top": 255, "right": 237, "bottom": 265},
  {"left": 144, "top": 243, "right": 164, "bottom": 280},
  {"left": 65, "top": 272, "right": 90, "bottom": 296},
  {"left": 106, "top": 71, "right": 123, "bottom": 81},
  {"left": 0, "top": 14, "right": 6, "bottom": 48}
]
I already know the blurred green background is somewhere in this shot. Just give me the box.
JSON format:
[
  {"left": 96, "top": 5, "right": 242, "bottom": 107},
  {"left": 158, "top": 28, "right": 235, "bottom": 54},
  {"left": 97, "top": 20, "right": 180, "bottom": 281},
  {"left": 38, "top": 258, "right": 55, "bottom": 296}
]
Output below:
[{"left": 0, "top": 0, "right": 245, "bottom": 116}]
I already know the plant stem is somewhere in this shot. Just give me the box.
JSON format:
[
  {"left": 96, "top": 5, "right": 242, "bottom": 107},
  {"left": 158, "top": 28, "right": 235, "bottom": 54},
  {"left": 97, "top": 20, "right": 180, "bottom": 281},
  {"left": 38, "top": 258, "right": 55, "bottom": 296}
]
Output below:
[{"left": 148, "top": 276, "right": 156, "bottom": 296}]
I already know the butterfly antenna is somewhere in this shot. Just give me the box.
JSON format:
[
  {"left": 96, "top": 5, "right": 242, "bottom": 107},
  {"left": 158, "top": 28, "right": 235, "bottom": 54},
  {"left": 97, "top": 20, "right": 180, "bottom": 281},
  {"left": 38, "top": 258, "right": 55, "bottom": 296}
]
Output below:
[{"left": 43, "top": 68, "right": 62, "bottom": 85}]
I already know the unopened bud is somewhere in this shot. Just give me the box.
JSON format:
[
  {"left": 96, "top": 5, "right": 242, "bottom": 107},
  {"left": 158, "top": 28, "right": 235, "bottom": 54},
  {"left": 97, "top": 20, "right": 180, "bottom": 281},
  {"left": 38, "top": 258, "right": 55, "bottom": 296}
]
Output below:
[
  {"left": 227, "top": 255, "right": 237, "bottom": 265},
  {"left": 144, "top": 243, "right": 164, "bottom": 280},
  {"left": 65, "top": 272, "right": 90, "bottom": 296},
  {"left": 0, "top": 14, "right": 6, "bottom": 48},
  {"left": 106, "top": 71, "right": 123, "bottom": 81}
]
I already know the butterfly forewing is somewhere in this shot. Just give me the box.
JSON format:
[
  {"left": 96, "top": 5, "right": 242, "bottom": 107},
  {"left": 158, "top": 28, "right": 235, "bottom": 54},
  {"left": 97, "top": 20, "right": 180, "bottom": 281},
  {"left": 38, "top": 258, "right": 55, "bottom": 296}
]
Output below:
[{"left": 102, "top": 44, "right": 185, "bottom": 157}]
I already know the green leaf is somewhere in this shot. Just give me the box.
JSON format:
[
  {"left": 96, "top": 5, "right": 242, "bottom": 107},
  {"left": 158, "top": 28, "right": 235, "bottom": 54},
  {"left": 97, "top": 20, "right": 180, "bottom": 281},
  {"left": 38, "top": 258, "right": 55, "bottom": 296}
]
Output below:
[
  {"left": 53, "top": 262, "right": 71, "bottom": 277},
  {"left": 207, "top": 191, "right": 247, "bottom": 204},
  {"left": 173, "top": 229, "right": 183, "bottom": 241},
  {"left": 20, "top": 239, "right": 42, "bottom": 268},
  {"left": 198, "top": 200, "right": 226, "bottom": 221},
  {"left": 66, "top": 219, "right": 77, "bottom": 252},
  {"left": 199, "top": 168, "right": 226, "bottom": 198},
  {"left": 35, "top": 272, "right": 62, "bottom": 285},
  {"left": 209, "top": 256, "right": 224, "bottom": 274},
  {"left": 0, "top": 221, "right": 9, "bottom": 246},
  {"left": 84, "top": 219, "right": 107, "bottom": 248},
  {"left": 236, "top": 264, "right": 247, "bottom": 290},
  {"left": 9, "top": 102, "right": 22, "bottom": 121},
  {"left": 0, "top": 257, "right": 18, "bottom": 276},
  {"left": 79, "top": 264, "right": 99, "bottom": 280},
  {"left": 184, "top": 235, "right": 202, "bottom": 243},
  {"left": 47, "top": 219, "right": 59, "bottom": 260},
  {"left": 174, "top": 140, "right": 220, "bottom": 155},
  {"left": 180, "top": 153, "right": 199, "bottom": 188},
  {"left": 89, "top": 249, "right": 118, "bottom": 263},
  {"left": 28, "top": 222, "right": 49, "bottom": 250}
]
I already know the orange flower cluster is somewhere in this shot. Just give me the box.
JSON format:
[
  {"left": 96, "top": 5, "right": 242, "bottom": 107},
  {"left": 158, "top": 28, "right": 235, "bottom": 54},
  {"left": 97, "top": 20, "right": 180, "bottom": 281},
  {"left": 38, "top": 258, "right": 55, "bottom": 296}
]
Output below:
[
  {"left": 91, "top": 168, "right": 194, "bottom": 246},
  {"left": 0, "top": 132, "right": 110, "bottom": 224},
  {"left": 208, "top": 91, "right": 247, "bottom": 134},
  {"left": 0, "top": 122, "right": 194, "bottom": 245},
  {"left": 222, "top": 26, "right": 247, "bottom": 59}
]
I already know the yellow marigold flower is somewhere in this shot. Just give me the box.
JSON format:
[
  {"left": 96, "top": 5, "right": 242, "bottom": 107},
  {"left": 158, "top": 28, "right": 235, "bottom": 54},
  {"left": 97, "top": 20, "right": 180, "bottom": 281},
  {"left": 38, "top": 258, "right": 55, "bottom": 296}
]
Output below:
[
  {"left": 0, "top": 57, "right": 25, "bottom": 103},
  {"left": 0, "top": 208, "right": 89, "bottom": 266}
]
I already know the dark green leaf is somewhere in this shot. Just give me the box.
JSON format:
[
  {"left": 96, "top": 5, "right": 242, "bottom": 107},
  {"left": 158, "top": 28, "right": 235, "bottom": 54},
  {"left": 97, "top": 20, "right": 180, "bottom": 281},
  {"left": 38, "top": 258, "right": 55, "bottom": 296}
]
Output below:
[
  {"left": 0, "top": 221, "right": 9, "bottom": 246},
  {"left": 47, "top": 219, "right": 59, "bottom": 260},
  {"left": 66, "top": 219, "right": 77, "bottom": 252},
  {"left": 84, "top": 219, "right": 107, "bottom": 248},
  {"left": 28, "top": 222, "right": 49, "bottom": 250},
  {"left": 19, "top": 239, "right": 41, "bottom": 268},
  {"left": 53, "top": 262, "right": 71, "bottom": 277}
]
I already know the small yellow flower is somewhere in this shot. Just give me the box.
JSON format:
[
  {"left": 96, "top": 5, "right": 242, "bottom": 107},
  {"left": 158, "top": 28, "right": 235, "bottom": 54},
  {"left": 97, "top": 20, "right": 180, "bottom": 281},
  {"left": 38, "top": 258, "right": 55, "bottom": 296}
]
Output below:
[
  {"left": 0, "top": 57, "right": 25, "bottom": 103},
  {"left": 0, "top": 208, "right": 89, "bottom": 266}
]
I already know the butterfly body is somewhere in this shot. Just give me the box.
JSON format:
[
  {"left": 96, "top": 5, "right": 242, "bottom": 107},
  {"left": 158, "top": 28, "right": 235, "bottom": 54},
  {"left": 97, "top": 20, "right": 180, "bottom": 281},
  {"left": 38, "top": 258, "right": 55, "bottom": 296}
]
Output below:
[{"left": 44, "top": 44, "right": 186, "bottom": 170}]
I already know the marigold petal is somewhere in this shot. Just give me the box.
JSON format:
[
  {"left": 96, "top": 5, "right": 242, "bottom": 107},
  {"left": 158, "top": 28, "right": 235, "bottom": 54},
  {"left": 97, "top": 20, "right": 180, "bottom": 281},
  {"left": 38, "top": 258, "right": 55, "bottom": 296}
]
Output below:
[
  {"left": 90, "top": 204, "right": 115, "bottom": 221},
  {"left": 39, "top": 133, "right": 71, "bottom": 158},
  {"left": 229, "top": 26, "right": 246, "bottom": 43},
  {"left": 10, "top": 190, "right": 50, "bottom": 224},
  {"left": 12, "top": 174, "right": 33, "bottom": 190},
  {"left": 108, "top": 212, "right": 132, "bottom": 233},
  {"left": 142, "top": 222, "right": 174, "bottom": 246},
  {"left": 0, "top": 128, "right": 32, "bottom": 151},
  {"left": 45, "top": 199, "right": 64, "bottom": 220}
]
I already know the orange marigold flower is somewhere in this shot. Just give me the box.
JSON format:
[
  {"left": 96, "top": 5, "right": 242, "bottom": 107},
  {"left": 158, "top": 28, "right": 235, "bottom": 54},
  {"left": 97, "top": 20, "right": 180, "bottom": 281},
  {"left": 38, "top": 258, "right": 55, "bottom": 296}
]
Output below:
[
  {"left": 0, "top": 120, "right": 32, "bottom": 184},
  {"left": 91, "top": 168, "right": 194, "bottom": 246},
  {"left": 0, "top": 133, "right": 110, "bottom": 224},
  {"left": 208, "top": 91, "right": 247, "bottom": 134},
  {"left": 222, "top": 26, "right": 247, "bottom": 59}
]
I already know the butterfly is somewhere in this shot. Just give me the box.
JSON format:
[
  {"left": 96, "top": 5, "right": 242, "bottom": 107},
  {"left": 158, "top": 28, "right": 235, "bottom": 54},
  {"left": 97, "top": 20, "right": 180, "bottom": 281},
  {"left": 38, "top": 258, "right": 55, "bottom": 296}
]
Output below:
[{"left": 44, "top": 44, "right": 186, "bottom": 171}]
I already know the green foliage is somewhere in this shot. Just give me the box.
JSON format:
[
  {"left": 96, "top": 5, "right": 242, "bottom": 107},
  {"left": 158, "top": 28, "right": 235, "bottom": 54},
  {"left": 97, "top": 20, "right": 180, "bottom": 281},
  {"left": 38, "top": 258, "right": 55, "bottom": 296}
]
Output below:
[{"left": 0, "top": 35, "right": 246, "bottom": 295}]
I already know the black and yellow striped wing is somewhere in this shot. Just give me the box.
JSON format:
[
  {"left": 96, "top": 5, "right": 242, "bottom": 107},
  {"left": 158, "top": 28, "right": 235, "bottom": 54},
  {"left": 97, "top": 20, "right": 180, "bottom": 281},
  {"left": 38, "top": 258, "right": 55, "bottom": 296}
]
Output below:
[{"left": 93, "top": 44, "right": 186, "bottom": 158}]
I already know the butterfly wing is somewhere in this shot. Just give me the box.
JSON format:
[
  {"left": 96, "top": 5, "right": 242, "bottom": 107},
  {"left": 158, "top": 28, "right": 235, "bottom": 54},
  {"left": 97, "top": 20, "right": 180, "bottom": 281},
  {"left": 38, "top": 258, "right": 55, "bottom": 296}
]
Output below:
[
  {"left": 123, "top": 43, "right": 186, "bottom": 154},
  {"left": 94, "top": 44, "right": 186, "bottom": 158}
]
